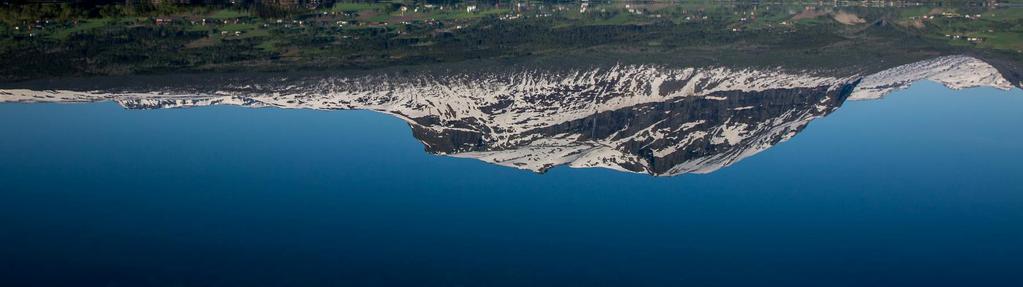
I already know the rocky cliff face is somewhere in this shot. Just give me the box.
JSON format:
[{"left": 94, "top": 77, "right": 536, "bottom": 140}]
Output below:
[
  {"left": 0, "top": 55, "right": 1013, "bottom": 175},
  {"left": 434, "top": 83, "right": 855, "bottom": 175}
]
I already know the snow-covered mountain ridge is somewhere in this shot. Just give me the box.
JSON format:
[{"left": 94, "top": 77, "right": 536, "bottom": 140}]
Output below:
[
  {"left": 850, "top": 55, "right": 1015, "bottom": 100},
  {"left": 0, "top": 55, "right": 1014, "bottom": 176}
]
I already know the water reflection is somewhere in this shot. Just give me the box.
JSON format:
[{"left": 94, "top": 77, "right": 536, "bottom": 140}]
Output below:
[{"left": 0, "top": 55, "right": 1017, "bottom": 175}]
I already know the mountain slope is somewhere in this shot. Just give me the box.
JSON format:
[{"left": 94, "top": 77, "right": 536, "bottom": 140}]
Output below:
[{"left": 0, "top": 55, "right": 1012, "bottom": 175}]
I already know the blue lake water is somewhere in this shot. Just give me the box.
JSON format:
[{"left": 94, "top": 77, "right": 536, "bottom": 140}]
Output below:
[{"left": 1, "top": 81, "right": 1022, "bottom": 286}]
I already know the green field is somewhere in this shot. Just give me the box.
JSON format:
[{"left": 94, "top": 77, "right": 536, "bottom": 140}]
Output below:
[{"left": 0, "top": 2, "right": 1020, "bottom": 82}]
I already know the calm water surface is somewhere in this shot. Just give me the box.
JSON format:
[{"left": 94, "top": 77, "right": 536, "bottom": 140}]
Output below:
[{"left": 1, "top": 82, "right": 1022, "bottom": 286}]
